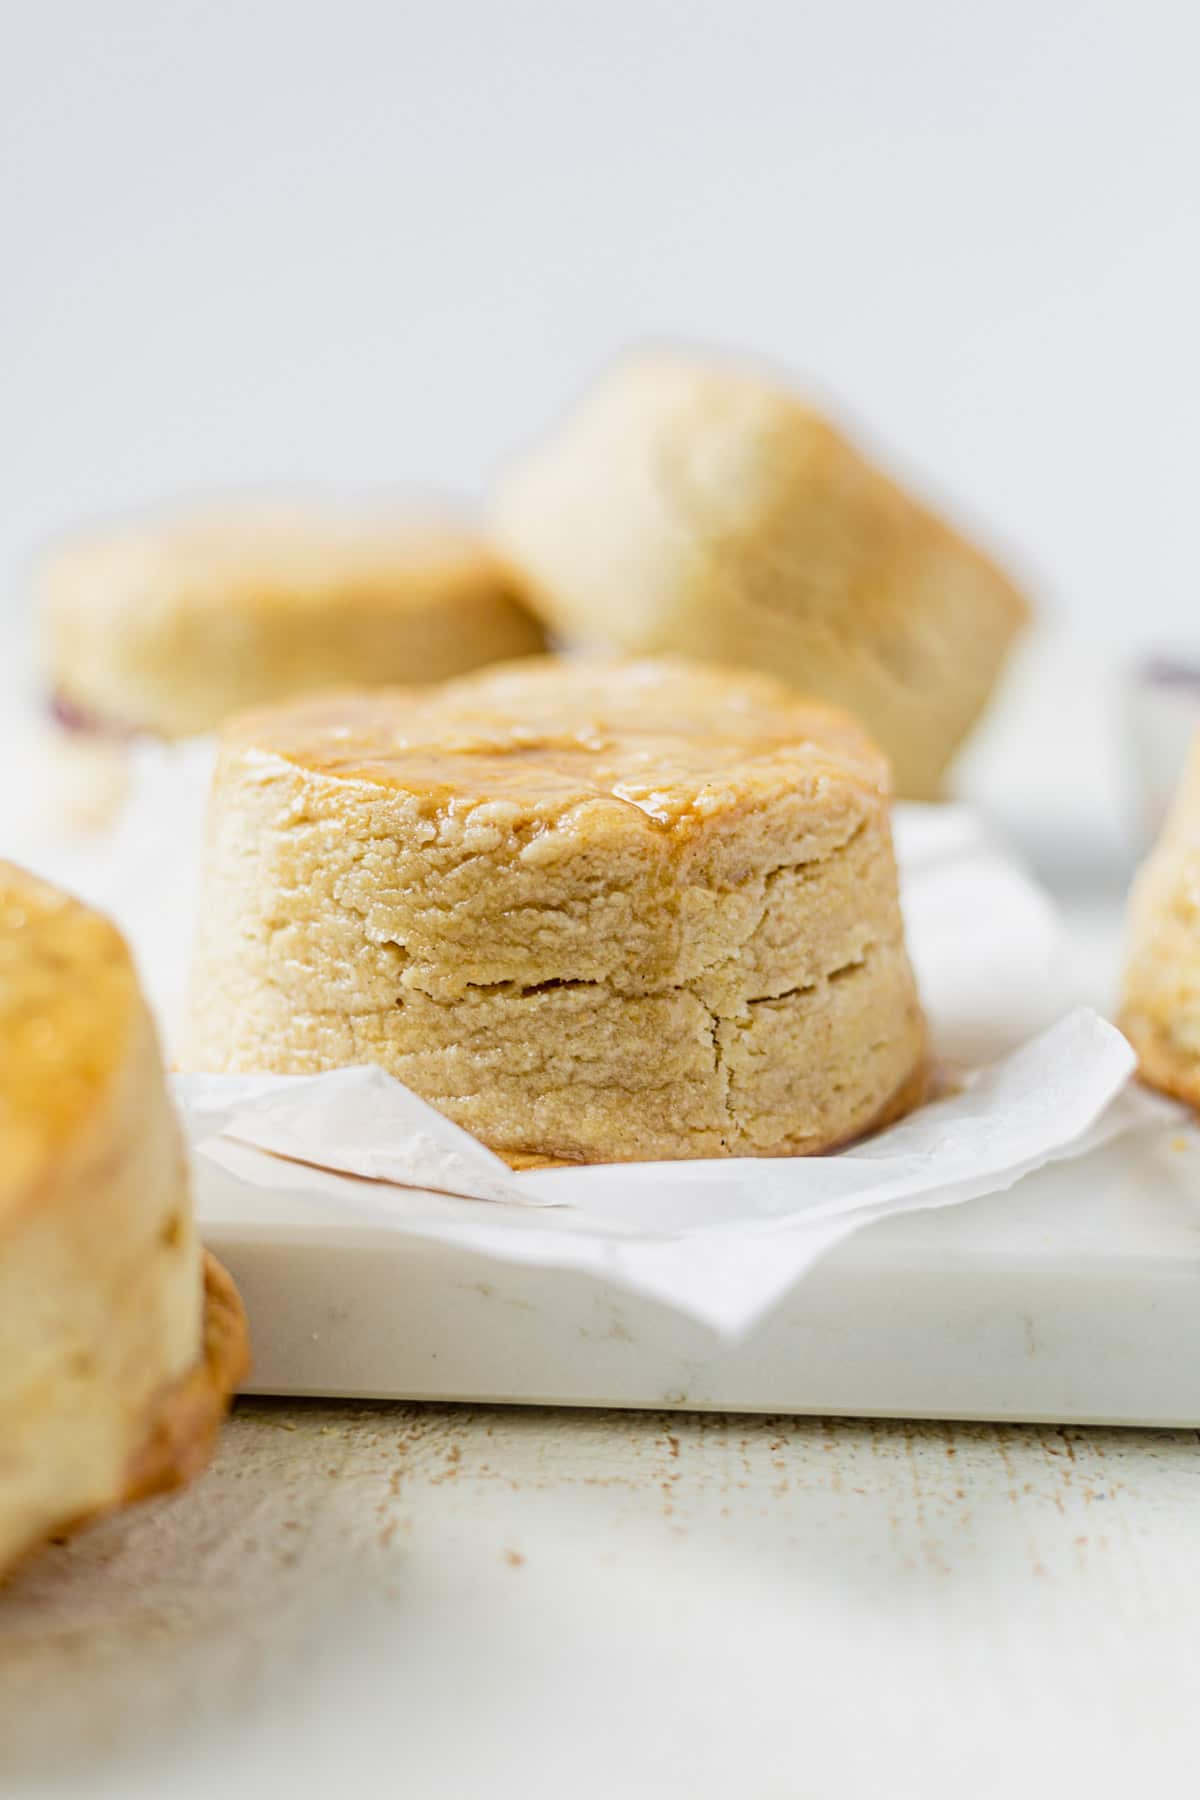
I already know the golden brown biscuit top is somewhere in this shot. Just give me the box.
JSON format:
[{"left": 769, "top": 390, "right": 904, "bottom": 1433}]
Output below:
[
  {"left": 43, "top": 508, "right": 504, "bottom": 615},
  {"left": 222, "top": 656, "right": 889, "bottom": 825},
  {"left": 0, "top": 864, "right": 139, "bottom": 1215}
]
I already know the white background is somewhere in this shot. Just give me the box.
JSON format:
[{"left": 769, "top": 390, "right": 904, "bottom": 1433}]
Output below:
[{"left": 2, "top": 0, "right": 1198, "bottom": 657}]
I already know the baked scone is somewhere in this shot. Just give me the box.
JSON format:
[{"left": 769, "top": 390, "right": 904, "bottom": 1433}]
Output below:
[
  {"left": 40, "top": 506, "right": 546, "bottom": 826},
  {"left": 1120, "top": 733, "right": 1200, "bottom": 1107},
  {"left": 186, "top": 656, "right": 925, "bottom": 1163},
  {"left": 491, "top": 353, "right": 1029, "bottom": 799},
  {"left": 0, "top": 864, "right": 248, "bottom": 1579}
]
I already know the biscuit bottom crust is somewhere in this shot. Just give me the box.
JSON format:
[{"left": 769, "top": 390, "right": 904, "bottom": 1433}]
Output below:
[
  {"left": 122, "top": 1253, "right": 250, "bottom": 1505},
  {"left": 501, "top": 1053, "right": 928, "bottom": 1169},
  {"left": 1, "top": 1255, "right": 249, "bottom": 1581},
  {"left": 210, "top": 935, "right": 926, "bottom": 1163}
]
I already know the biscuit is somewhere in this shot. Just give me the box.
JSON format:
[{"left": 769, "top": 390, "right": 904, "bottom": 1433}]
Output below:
[
  {"left": 41, "top": 506, "right": 546, "bottom": 824},
  {"left": 1120, "top": 734, "right": 1200, "bottom": 1107},
  {"left": 186, "top": 656, "right": 925, "bottom": 1163},
  {"left": 491, "top": 354, "right": 1029, "bottom": 799},
  {"left": 0, "top": 864, "right": 248, "bottom": 1578}
]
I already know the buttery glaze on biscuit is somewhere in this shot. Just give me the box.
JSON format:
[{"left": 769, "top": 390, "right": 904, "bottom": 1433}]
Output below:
[{"left": 187, "top": 657, "right": 925, "bottom": 1164}]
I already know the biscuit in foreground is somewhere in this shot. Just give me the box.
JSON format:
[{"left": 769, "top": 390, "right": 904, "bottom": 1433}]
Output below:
[
  {"left": 1121, "top": 734, "right": 1200, "bottom": 1108},
  {"left": 0, "top": 864, "right": 248, "bottom": 1580},
  {"left": 491, "top": 353, "right": 1029, "bottom": 800},
  {"left": 187, "top": 656, "right": 925, "bottom": 1164}
]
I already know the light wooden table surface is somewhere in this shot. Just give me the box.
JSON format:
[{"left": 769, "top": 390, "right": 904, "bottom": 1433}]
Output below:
[{"left": 3, "top": 1402, "right": 1199, "bottom": 1799}]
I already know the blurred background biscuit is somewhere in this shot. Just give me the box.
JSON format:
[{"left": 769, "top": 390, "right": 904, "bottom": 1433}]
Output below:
[
  {"left": 493, "top": 353, "right": 1029, "bottom": 799},
  {"left": 40, "top": 505, "right": 546, "bottom": 826}
]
